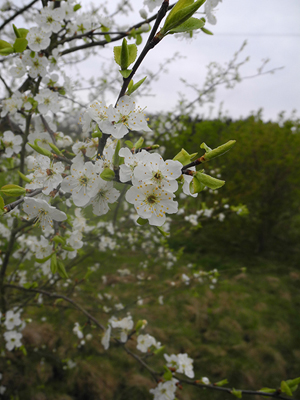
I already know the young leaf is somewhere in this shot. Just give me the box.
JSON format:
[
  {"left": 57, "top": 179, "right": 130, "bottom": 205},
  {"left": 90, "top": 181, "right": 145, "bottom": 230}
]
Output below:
[
  {"left": 168, "top": 17, "right": 205, "bottom": 34},
  {"left": 120, "top": 38, "right": 129, "bottom": 70},
  {"left": 17, "top": 171, "right": 32, "bottom": 183},
  {"left": 126, "top": 76, "right": 147, "bottom": 96},
  {"left": 201, "top": 140, "right": 236, "bottom": 162},
  {"left": 113, "top": 140, "right": 121, "bottom": 166},
  {"left": 194, "top": 171, "right": 225, "bottom": 190},
  {"left": 231, "top": 389, "right": 242, "bottom": 399},
  {"left": 281, "top": 381, "right": 293, "bottom": 397},
  {"left": 13, "top": 38, "right": 28, "bottom": 53},
  {"left": 57, "top": 260, "right": 68, "bottom": 279},
  {"left": 0, "top": 40, "right": 12, "bottom": 49},
  {"left": 1, "top": 184, "right": 26, "bottom": 197},
  {"left": 13, "top": 24, "right": 21, "bottom": 38},
  {"left": 156, "top": 226, "right": 170, "bottom": 237},
  {"left": 161, "top": 0, "right": 205, "bottom": 36},
  {"left": 0, "top": 195, "right": 5, "bottom": 210},
  {"left": 137, "top": 217, "right": 148, "bottom": 226},
  {"left": 100, "top": 168, "right": 115, "bottom": 181},
  {"left": 163, "top": 366, "right": 173, "bottom": 381},
  {"left": 50, "top": 254, "right": 58, "bottom": 275}
]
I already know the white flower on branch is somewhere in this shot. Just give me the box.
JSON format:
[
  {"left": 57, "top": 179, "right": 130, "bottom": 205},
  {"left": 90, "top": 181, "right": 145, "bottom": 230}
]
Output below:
[
  {"left": 4, "top": 310, "right": 22, "bottom": 330},
  {"left": 21, "top": 51, "right": 49, "bottom": 78},
  {"left": 23, "top": 197, "right": 67, "bottom": 233},
  {"left": 133, "top": 153, "right": 182, "bottom": 191},
  {"left": 125, "top": 183, "right": 178, "bottom": 226},
  {"left": 149, "top": 378, "right": 178, "bottom": 400},
  {"left": 37, "top": 5, "right": 62, "bottom": 33},
  {"left": 61, "top": 162, "right": 99, "bottom": 207},
  {"left": 3, "top": 330, "right": 23, "bottom": 351},
  {"left": 101, "top": 96, "right": 152, "bottom": 139},
  {"left": 27, "top": 27, "right": 51, "bottom": 52},
  {"left": 35, "top": 89, "right": 60, "bottom": 115},
  {"left": 2, "top": 131, "right": 22, "bottom": 158}
]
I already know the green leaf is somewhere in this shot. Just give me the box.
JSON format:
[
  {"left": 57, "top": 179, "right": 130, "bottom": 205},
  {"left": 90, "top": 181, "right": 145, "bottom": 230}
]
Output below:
[
  {"left": 163, "top": 366, "right": 173, "bottom": 381},
  {"left": 133, "top": 137, "right": 144, "bottom": 150},
  {"left": 174, "top": 148, "right": 198, "bottom": 165},
  {"left": 1, "top": 184, "right": 26, "bottom": 197},
  {"left": 61, "top": 245, "right": 75, "bottom": 252},
  {"left": 100, "top": 168, "right": 115, "bottom": 181},
  {"left": 215, "top": 379, "right": 229, "bottom": 387},
  {"left": 259, "top": 388, "right": 276, "bottom": 394},
  {"left": 17, "top": 170, "right": 32, "bottom": 183},
  {"left": 120, "top": 38, "right": 129, "bottom": 70},
  {"left": 137, "top": 217, "right": 148, "bottom": 226},
  {"left": 281, "top": 381, "right": 293, "bottom": 397},
  {"left": 23, "top": 282, "right": 38, "bottom": 289},
  {"left": 13, "top": 38, "right": 28, "bottom": 53},
  {"left": 127, "top": 76, "right": 147, "bottom": 96},
  {"left": 13, "top": 24, "right": 21, "bottom": 38},
  {"left": 286, "top": 377, "right": 300, "bottom": 388},
  {"left": 153, "top": 345, "right": 165, "bottom": 355},
  {"left": 190, "top": 175, "right": 205, "bottom": 194},
  {"left": 201, "top": 27, "right": 213, "bottom": 35},
  {"left": 0, "top": 40, "right": 12, "bottom": 50},
  {"left": 161, "top": 0, "right": 205, "bottom": 36},
  {"left": 128, "top": 44, "right": 137, "bottom": 65},
  {"left": 194, "top": 171, "right": 225, "bottom": 190},
  {"left": 156, "top": 226, "right": 170, "bottom": 237},
  {"left": 48, "top": 142, "right": 62, "bottom": 155},
  {"left": 120, "top": 69, "right": 132, "bottom": 79},
  {"left": 201, "top": 140, "right": 236, "bottom": 162},
  {"left": 17, "top": 28, "right": 29, "bottom": 39},
  {"left": 168, "top": 17, "right": 205, "bottom": 34},
  {"left": 57, "top": 260, "right": 68, "bottom": 279},
  {"left": 52, "top": 235, "right": 65, "bottom": 245},
  {"left": 73, "top": 4, "right": 81, "bottom": 11},
  {"left": 136, "top": 34, "right": 142, "bottom": 45},
  {"left": 19, "top": 345, "right": 27, "bottom": 356},
  {"left": 0, "top": 195, "right": 5, "bottom": 210},
  {"left": 113, "top": 140, "right": 121, "bottom": 166},
  {"left": 231, "top": 389, "right": 242, "bottom": 399},
  {"left": 200, "top": 142, "right": 212, "bottom": 153},
  {"left": 35, "top": 253, "right": 54, "bottom": 264},
  {"left": 0, "top": 47, "right": 14, "bottom": 56},
  {"left": 125, "top": 140, "right": 134, "bottom": 149},
  {"left": 50, "top": 254, "right": 58, "bottom": 275}
]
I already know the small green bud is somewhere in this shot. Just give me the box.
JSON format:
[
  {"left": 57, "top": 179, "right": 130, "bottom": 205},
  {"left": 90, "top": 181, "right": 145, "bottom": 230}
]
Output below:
[{"left": 100, "top": 168, "right": 115, "bottom": 181}]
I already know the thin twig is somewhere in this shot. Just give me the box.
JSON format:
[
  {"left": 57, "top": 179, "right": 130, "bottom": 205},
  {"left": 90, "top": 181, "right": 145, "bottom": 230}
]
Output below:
[{"left": 5, "top": 284, "right": 105, "bottom": 330}]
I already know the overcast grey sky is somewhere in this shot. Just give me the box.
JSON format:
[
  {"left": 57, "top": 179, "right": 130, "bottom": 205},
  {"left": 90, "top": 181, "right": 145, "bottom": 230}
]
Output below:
[
  {"left": 130, "top": 0, "right": 300, "bottom": 120},
  {"left": 6, "top": 0, "right": 300, "bottom": 120}
]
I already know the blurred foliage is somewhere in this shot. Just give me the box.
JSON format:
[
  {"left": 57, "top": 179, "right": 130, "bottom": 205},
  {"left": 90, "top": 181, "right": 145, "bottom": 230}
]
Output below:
[{"left": 159, "top": 113, "right": 300, "bottom": 261}]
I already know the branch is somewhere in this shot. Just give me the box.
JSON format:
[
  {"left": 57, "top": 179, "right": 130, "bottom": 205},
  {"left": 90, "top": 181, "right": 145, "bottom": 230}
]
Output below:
[
  {"left": 5, "top": 284, "right": 105, "bottom": 330},
  {"left": 178, "top": 379, "right": 298, "bottom": 400},
  {"left": 4, "top": 188, "right": 43, "bottom": 213},
  {"left": 60, "top": 3, "right": 175, "bottom": 57},
  {"left": 0, "top": 0, "right": 39, "bottom": 31},
  {"left": 122, "top": 345, "right": 159, "bottom": 383}
]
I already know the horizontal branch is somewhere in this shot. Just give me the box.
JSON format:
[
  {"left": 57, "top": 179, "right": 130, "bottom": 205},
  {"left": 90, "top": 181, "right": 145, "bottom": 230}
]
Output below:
[
  {"left": 5, "top": 284, "right": 105, "bottom": 330},
  {"left": 178, "top": 378, "right": 297, "bottom": 400}
]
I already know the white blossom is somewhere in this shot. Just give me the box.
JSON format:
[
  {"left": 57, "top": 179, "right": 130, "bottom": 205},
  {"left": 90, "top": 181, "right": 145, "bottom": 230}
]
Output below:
[
  {"left": 2, "top": 131, "right": 22, "bottom": 157},
  {"left": 27, "top": 27, "right": 51, "bottom": 51},
  {"left": 3, "top": 330, "right": 23, "bottom": 351},
  {"left": 125, "top": 183, "right": 178, "bottom": 226},
  {"left": 23, "top": 197, "right": 67, "bottom": 233}
]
